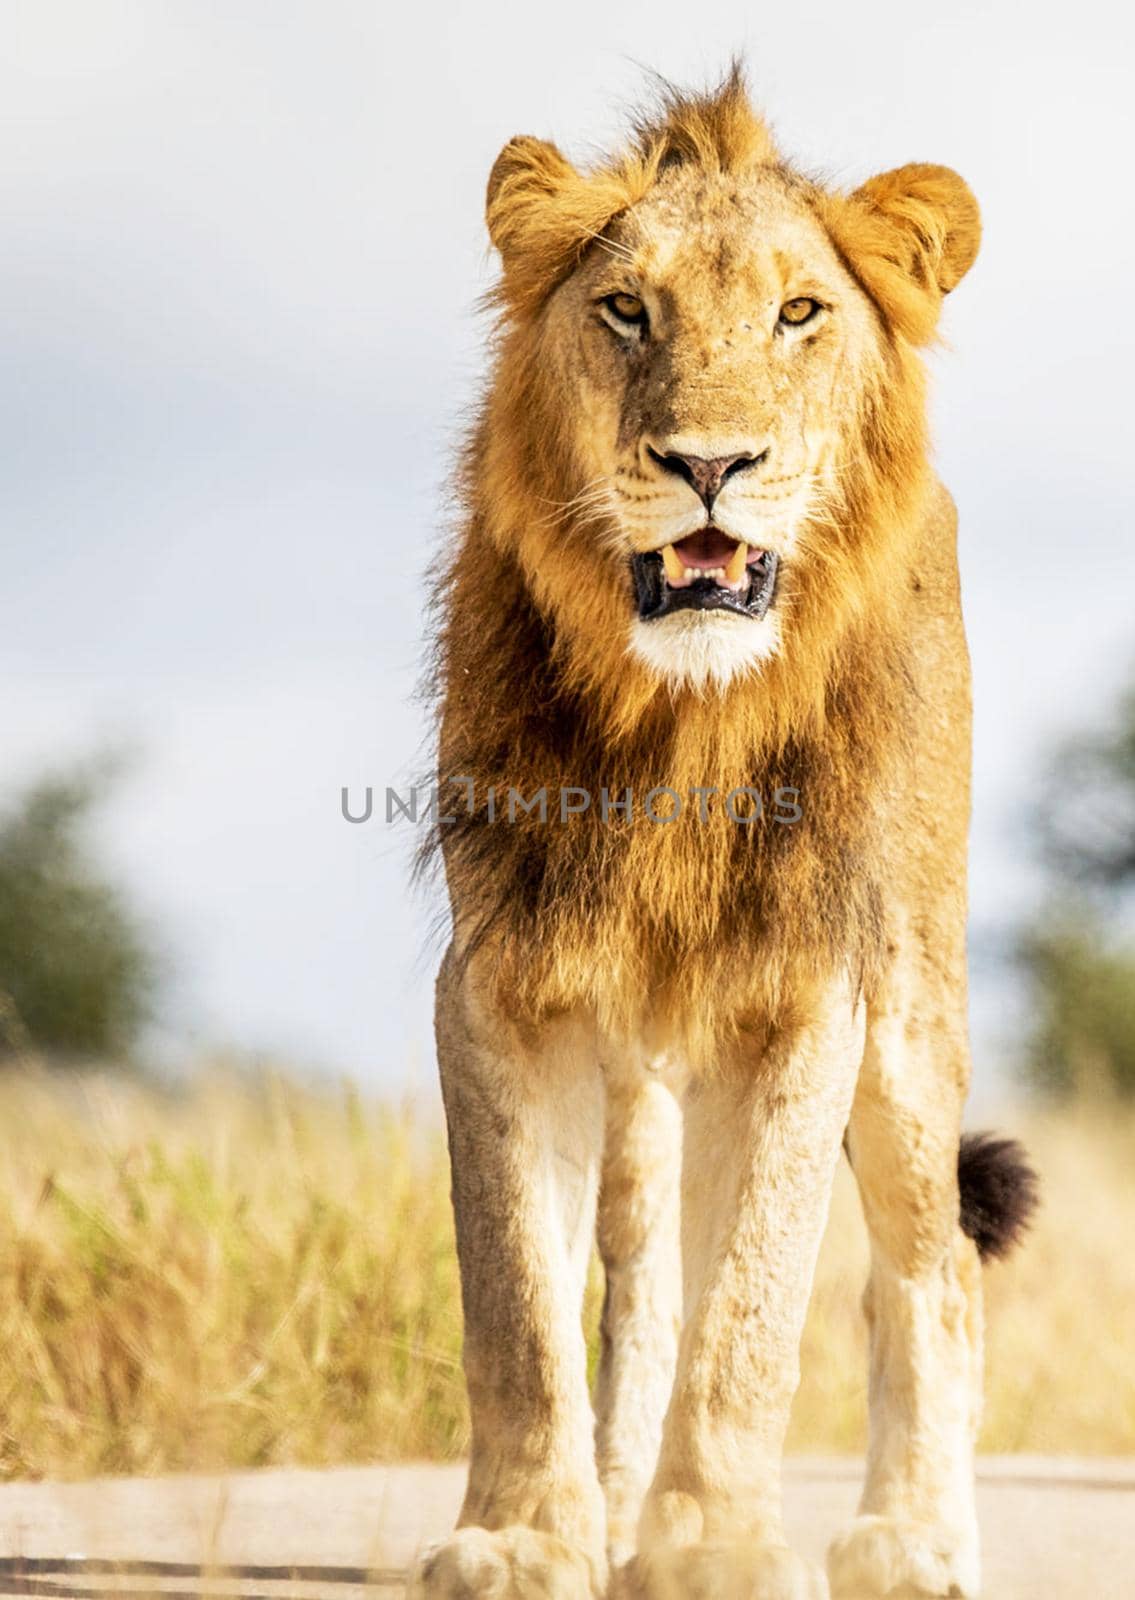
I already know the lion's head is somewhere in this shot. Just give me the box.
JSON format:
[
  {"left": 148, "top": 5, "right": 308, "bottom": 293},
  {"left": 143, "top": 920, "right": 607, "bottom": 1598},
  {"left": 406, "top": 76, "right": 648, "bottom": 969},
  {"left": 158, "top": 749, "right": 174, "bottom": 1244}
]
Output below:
[{"left": 472, "top": 68, "right": 979, "bottom": 707}]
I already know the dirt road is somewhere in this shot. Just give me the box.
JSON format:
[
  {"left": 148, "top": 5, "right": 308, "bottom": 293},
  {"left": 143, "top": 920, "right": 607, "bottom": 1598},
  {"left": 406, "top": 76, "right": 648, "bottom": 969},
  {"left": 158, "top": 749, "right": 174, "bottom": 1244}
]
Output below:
[{"left": 0, "top": 1459, "right": 1129, "bottom": 1598}]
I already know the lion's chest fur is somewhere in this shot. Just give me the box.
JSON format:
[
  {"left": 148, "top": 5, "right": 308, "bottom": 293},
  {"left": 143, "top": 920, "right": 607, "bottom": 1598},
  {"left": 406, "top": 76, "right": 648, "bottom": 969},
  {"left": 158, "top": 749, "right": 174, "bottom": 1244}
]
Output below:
[{"left": 433, "top": 625, "right": 910, "bottom": 1055}]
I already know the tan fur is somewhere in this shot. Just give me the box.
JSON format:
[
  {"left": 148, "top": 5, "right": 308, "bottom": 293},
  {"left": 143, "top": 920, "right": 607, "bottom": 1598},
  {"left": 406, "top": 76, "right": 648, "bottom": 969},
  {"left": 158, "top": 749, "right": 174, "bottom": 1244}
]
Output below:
[{"left": 412, "top": 67, "right": 988, "bottom": 1600}]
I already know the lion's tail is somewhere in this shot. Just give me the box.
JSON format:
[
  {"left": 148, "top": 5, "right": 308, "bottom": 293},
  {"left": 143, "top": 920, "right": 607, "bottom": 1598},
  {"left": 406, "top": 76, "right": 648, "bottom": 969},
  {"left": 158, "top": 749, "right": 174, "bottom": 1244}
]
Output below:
[{"left": 957, "top": 1132, "right": 1040, "bottom": 1262}]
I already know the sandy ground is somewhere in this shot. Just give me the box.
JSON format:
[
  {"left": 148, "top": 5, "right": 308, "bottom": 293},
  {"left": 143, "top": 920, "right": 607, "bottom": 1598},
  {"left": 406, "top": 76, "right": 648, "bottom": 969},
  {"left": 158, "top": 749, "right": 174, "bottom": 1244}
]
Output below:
[{"left": 0, "top": 1459, "right": 1130, "bottom": 1598}]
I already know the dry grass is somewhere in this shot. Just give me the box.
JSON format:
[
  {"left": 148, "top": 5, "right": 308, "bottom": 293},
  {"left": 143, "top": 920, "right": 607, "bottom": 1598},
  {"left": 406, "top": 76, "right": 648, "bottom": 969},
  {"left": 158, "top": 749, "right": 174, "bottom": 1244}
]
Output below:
[{"left": 0, "top": 1068, "right": 1131, "bottom": 1482}]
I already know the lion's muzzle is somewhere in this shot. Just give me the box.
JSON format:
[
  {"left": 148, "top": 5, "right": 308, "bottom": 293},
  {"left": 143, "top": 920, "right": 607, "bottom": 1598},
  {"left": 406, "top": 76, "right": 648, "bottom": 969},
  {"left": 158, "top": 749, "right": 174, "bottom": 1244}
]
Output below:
[{"left": 631, "top": 530, "right": 779, "bottom": 623}]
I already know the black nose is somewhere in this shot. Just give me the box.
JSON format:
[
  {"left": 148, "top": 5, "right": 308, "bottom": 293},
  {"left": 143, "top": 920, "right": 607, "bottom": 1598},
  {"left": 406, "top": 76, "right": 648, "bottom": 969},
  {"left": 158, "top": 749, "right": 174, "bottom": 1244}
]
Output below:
[{"left": 648, "top": 448, "right": 763, "bottom": 513}]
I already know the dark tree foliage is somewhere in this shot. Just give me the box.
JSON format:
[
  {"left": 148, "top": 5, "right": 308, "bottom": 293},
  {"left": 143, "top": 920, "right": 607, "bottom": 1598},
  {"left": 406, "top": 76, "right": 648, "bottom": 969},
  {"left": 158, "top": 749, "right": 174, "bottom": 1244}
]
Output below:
[
  {"left": 1021, "top": 683, "right": 1135, "bottom": 1096},
  {"left": 1035, "top": 684, "right": 1135, "bottom": 889},
  {"left": 0, "top": 760, "right": 157, "bottom": 1062},
  {"left": 1018, "top": 913, "right": 1135, "bottom": 1097}
]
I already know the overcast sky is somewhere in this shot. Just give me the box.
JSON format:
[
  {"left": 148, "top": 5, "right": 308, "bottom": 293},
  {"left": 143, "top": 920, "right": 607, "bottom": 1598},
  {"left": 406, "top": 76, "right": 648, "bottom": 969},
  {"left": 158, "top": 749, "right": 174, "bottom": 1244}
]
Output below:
[{"left": 2, "top": 1, "right": 1131, "bottom": 1099}]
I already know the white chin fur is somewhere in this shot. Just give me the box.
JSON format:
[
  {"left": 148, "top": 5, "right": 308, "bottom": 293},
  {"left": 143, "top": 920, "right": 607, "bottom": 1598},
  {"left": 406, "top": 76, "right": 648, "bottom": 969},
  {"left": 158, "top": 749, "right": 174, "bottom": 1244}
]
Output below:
[{"left": 628, "top": 609, "right": 781, "bottom": 693}]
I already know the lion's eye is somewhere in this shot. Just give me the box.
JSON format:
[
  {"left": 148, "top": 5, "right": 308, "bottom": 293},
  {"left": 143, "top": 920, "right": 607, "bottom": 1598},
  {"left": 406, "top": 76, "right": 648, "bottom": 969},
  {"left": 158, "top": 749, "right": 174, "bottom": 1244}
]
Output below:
[
  {"left": 779, "top": 297, "right": 822, "bottom": 328},
  {"left": 600, "top": 292, "right": 648, "bottom": 335}
]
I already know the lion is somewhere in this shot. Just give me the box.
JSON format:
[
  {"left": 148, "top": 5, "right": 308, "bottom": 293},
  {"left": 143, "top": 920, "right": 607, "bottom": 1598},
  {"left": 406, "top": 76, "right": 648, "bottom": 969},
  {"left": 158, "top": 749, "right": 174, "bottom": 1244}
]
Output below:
[{"left": 411, "top": 68, "right": 1037, "bottom": 1600}]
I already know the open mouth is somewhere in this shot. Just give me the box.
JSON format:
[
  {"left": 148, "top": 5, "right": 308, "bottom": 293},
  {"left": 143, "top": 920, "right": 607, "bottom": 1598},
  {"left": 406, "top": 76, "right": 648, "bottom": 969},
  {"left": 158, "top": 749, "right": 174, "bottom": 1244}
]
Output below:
[{"left": 631, "top": 526, "right": 779, "bottom": 623}]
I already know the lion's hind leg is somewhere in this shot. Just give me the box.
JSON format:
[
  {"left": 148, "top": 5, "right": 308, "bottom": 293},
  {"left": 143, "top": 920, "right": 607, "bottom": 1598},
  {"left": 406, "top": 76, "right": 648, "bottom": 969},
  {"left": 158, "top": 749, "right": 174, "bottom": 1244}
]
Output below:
[
  {"left": 595, "top": 1067, "right": 683, "bottom": 1574},
  {"left": 828, "top": 992, "right": 1037, "bottom": 1599},
  {"left": 829, "top": 1002, "right": 981, "bottom": 1600}
]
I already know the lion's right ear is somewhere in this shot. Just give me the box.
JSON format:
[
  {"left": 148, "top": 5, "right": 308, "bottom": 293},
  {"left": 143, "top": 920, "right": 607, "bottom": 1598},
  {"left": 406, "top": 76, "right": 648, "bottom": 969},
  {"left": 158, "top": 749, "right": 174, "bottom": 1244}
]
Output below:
[
  {"left": 486, "top": 136, "right": 578, "bottom": 248},
  {"left": 485, "top": 135, "right": 628, "bottom": 316}
]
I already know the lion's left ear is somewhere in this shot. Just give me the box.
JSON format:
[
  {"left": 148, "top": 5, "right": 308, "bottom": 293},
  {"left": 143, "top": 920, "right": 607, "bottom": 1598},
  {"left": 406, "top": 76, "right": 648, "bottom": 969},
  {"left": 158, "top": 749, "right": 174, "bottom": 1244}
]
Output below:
[{"left": 827, "top": 163, "right": 981, "bottom": 343}]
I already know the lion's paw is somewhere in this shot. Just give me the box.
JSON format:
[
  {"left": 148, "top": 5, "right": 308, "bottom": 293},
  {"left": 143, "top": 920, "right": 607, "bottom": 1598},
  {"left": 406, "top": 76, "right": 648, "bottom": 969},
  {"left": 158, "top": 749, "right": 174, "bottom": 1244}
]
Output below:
[
  {"left": 827, "top": 1515, "right": 978, "bottom": 1598},
  {"left": 407, "top": 1525, "right": 599, "bottom": 1599},
  {"left": 619, "top": 1541, "right": 829, "bottom": 1600}
]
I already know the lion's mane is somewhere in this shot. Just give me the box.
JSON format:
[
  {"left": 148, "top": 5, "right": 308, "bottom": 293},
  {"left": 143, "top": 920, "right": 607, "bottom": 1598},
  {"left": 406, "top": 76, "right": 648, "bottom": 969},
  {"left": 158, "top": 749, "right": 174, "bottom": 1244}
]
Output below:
[{"left": 424, "top": 72, "right": 969, "bottom": 1062}]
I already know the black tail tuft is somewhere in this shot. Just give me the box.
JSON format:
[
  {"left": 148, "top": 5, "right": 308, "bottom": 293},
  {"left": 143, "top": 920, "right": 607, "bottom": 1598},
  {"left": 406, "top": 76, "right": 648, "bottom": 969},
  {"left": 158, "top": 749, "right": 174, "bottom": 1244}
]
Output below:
[{"left": 958, "top": 1132, "right": 1040, "bottom": 1262}]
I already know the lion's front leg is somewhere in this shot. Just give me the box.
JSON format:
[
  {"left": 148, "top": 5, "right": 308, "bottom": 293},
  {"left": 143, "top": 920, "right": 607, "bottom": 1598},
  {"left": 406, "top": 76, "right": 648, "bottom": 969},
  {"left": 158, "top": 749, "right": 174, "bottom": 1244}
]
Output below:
[
  {"left": 410, "top": 947, "right": 607, "bottom": 1600},
  {"left": 625, "top": 980, "right": 865, "bottom": 1600}
]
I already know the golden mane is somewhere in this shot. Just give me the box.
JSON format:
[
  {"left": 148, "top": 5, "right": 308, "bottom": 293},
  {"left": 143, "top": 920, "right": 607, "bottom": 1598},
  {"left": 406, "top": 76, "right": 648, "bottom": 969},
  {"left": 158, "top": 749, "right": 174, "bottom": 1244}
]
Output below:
[{"left": 424, "top": 70, "right": 977, "bottom": 1063}]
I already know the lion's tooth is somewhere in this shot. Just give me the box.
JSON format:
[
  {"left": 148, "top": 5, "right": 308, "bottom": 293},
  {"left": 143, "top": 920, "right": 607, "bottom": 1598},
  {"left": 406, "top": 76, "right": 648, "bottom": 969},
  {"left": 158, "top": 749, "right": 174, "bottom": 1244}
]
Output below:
[
  {"left": 724, "top": 541, "right": 749, "bottom": 585},
  {"left": 661, "top": 544, "right": 685, "bottom": 584}
]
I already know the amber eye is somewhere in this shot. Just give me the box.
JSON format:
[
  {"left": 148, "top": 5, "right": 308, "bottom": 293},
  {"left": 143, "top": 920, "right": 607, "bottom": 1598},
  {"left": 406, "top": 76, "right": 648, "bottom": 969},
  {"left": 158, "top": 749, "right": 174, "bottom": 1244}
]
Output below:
[
  {"left": 601, "top": 292, "right": 648, "bottom": 334},
  {"left": 779, "top": 297, "right": 822, "bottom": 327}
]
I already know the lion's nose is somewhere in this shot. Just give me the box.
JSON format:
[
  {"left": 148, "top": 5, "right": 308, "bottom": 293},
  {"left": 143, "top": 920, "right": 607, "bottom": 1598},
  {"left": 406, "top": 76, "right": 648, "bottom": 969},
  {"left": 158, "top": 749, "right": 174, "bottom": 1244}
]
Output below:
[{"left": 647, "top": 447, "right": 764, "bottom": 513}]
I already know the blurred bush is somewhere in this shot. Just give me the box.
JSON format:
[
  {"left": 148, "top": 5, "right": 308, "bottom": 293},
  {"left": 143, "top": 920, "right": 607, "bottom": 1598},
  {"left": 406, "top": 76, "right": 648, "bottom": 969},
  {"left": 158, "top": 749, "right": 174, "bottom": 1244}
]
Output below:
[
  {"left": 1021, "top": 681, "right": 1135, "bottom": 1096},
  {"left": 0, "top": 758, "right": 157, "bottom": 1064}
]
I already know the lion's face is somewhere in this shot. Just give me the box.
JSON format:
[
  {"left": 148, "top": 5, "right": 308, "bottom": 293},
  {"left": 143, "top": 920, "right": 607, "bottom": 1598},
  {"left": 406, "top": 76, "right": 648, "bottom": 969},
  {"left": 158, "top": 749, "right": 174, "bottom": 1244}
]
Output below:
[
  {"left": 541, "top": 165, "right": 883, "bottom": 690},
  {"left": 482, "top": 82, "right": 979, "bottom": 698}
]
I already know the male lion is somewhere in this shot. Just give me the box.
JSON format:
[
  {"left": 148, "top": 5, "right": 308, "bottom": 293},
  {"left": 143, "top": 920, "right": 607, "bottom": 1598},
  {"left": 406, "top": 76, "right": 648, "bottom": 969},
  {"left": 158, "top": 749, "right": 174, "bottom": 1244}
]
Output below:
[{"left": 413, "top": 69, "right": 1037, "bottom": 1600}]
